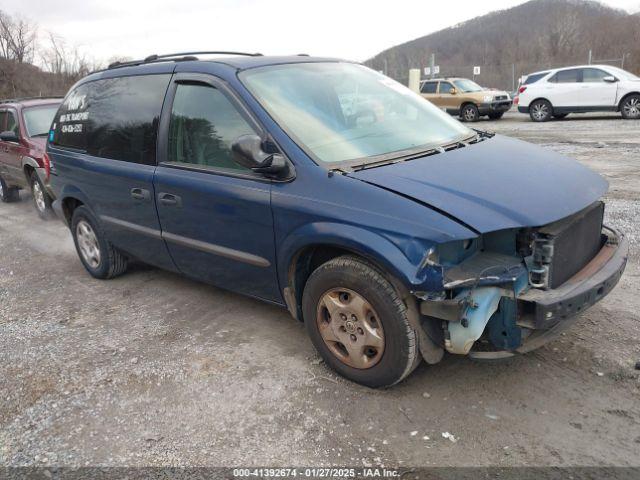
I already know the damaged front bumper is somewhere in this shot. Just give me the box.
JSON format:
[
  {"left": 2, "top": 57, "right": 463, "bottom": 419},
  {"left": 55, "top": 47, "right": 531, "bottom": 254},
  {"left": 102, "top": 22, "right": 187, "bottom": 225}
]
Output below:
[{"left": 419, "top": 227, "right": 628, "bottom": 359}]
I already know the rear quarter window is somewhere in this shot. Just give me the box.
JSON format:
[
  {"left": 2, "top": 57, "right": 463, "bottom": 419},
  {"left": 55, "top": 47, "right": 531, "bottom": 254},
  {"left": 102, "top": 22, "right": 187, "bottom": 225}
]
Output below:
[
  {"left": 52, "top": 74, "right": 171, "bottom": 165},
  {"left": 523, "top": 72, "right": 549, "bottom": 85}
]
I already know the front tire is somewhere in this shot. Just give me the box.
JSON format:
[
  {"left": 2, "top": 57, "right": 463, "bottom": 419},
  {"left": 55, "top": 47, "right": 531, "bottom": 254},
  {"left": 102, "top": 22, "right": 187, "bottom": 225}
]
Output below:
[
  {"left": 620, "top": 94, "right": 640, "bottom": 119},
  {"left": 460, "top": 104, "right": 480, "bottom": 122},
  {"left": 302, "top": 255, "right": 420, "bottom": 388},
  {"left": 30, "top": 171, "right": 54, "bottom": 220},
  {"left": 529, "top": 99, "right": 553, "bottom": 122},
  {"left": 0, "top": 175, "right": 20, "bottom": 203},
  {"left": 71, "top": 205, "right": 128, "bottom": 279}
]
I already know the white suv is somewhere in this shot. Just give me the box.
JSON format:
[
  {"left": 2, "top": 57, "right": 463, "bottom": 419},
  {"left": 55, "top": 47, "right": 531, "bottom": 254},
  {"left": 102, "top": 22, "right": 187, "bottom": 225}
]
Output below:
[{"left": 515, "top": 65, "right": 640, "bottom": 122}]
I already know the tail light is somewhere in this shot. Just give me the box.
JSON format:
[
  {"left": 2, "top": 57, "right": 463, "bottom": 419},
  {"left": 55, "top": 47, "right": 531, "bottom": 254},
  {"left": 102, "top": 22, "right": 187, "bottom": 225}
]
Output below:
[
  {"left": 518, "top": 86, "right": 527, "bottom": 94},
  {"left": 43, "top": 152, "right": 51, "bottom": 181}
]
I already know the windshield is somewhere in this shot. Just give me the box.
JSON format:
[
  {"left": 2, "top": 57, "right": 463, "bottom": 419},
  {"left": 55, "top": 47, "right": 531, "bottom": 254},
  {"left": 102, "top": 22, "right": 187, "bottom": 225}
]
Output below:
[
  {"left": 240, "top": 63, "right": 473, "bottom": 165},
  {"left": 23, "top": 105, "right": 59, "bottom": 137},
  {"left": 453, "top": 79, "right": 484, "bottom": 92},
  {"left": 606, "top": 66, "right": 639, "bottom": 81}
]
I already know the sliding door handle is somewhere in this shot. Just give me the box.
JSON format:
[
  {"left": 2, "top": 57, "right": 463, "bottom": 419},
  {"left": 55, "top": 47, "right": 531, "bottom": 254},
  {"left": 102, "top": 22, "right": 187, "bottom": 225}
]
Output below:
[{"left": 158, "top": 192, "right": 182, "bottom": 207}]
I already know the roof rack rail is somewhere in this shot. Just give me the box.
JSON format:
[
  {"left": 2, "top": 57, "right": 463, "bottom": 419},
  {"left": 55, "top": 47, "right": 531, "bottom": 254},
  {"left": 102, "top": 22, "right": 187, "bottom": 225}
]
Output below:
[
  {"left": 0, "top": 96, "right": 64, "bottom": 104},
  {"left": 108, "top": 51, "right": 263, "bottom": 70}
]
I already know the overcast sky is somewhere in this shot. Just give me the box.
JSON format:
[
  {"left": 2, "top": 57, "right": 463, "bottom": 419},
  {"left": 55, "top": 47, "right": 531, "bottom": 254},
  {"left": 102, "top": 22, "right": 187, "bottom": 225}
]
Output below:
[{"left": 4, "top": 0, "right": 640, "bottom": 64}]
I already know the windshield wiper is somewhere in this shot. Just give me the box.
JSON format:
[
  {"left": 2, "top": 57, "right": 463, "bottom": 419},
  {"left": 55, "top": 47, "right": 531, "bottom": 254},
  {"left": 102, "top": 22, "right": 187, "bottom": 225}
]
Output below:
[
  {"left": 351, "top": 138, "right": 474, "bottom": 172},
  {"left": 30, "top": 133, "right": 49, "bottom": 138}
]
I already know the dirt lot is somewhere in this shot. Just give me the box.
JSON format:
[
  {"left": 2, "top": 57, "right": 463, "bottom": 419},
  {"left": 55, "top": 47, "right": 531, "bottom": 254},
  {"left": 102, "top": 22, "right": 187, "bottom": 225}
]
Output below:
[{"left": 1, "top": 111, "right": 639, "bottom": 469}]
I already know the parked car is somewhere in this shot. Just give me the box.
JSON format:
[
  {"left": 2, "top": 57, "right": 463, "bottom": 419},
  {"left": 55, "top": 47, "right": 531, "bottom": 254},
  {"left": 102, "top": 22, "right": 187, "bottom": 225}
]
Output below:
[
  {"left": 47, "top": 53, "right": 627, "bottom": 387},
  {"left": 515, "top": 65, "right": 640, "bottom": 121},
  {"left": 420, "top": 77, "right": 512, "bottom": 121},
  {"left": 0, "top": 97, "right": 62, "bottom": 218}
]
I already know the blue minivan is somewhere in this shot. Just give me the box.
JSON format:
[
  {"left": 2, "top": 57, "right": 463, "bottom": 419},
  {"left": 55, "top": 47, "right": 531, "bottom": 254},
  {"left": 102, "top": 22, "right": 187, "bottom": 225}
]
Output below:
[{"left": 47, "top": 52, "right": 628, "bottom": 387}]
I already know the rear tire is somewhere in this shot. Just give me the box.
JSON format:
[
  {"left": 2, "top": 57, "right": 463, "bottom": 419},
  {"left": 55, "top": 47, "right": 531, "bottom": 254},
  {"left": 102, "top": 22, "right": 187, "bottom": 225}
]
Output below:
[
  {"left": 529, "top": 99, "right": 553, "bottom": 122},
  {"left": 620, "top": 94, "right": 640, "bottom": 119},
  {"left": 460, "top": 104, "right": 480, "bottom": 122},
  {"left": 30, "top": 171, "right": 54, "bottom": 220},
  {"left": 0, "top": 175, "right": 20, "bottom": 202},
  {"left": 71, "top": 205, "right": 128, "bottom": 279},
  {"left": 488, "top": 112, "right": 504, "bottom": 120},
  {"left": 302, "top": 255, "right": 420, "bottom": 388}
]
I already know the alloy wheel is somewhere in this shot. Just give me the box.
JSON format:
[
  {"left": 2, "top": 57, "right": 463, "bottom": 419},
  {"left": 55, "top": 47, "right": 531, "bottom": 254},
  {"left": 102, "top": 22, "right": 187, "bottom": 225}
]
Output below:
[
  {"left": 76, "top": 220, "right": 101, "bottom": 269},
  {"left": 32, "top": 181, "right": 46, "bottom": 212},
  {"left": 316, "top": 288, "right": 385, "bottom": 369},
  {"left": 531, "top": 102, "right": 549, "bottom": 121},
  {"left": 623, "top": 97, "right": 640, "bottom": 118},
  {"left": 463, "top": 107, "right": 477, "bottom": 122}
]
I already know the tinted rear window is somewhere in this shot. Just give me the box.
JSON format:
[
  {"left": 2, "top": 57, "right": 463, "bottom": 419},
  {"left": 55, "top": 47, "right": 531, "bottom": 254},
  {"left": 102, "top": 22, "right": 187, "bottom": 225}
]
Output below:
[
  {"left": 420, "top": 82, "right": 437, "bottom": 94},
  {"left": 523, "top": 72, "right": 549, "bottom": 85},
  {"left": 550, "top": 69, "right": 580, "bottom": 83},
  {"left": 52, "top": 74, "right": 170, "bottom": 165}
]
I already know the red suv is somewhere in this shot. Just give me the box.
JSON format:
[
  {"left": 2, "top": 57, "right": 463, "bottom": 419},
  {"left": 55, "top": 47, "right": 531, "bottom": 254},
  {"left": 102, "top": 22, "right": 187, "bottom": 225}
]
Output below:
[{"left": 0, "top": 97, "right": 62, "bottom": 218}]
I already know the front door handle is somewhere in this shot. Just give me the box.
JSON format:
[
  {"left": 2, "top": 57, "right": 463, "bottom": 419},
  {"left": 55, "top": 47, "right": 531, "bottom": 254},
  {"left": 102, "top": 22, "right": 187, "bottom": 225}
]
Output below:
[
  {"left": 130, "top": 188, "right": 150, "bottom": 201},
  {"left": 158, "top": 192, "right": 182, "bottom": 207}
]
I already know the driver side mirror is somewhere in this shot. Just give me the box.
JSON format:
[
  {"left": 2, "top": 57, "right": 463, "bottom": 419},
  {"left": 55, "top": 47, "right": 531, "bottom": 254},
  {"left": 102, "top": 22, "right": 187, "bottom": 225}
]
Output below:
[
  {"left": 0, "top": 130, "right": 19, "bottom": 143},
  {"left": 603, "top": 75, "right": 617, "bottom": 83},
  {"left": 448, "top": 87, "right": 457, "bottom": 95},
  {"left": 231, "top": 134, "right": 289, "bottom": 178}
]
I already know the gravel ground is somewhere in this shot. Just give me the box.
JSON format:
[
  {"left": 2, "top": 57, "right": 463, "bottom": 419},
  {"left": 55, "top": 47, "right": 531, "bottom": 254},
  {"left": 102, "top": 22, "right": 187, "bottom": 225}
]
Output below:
[{"left": 1, "top": 111, "right": 639, "bottom": 469}]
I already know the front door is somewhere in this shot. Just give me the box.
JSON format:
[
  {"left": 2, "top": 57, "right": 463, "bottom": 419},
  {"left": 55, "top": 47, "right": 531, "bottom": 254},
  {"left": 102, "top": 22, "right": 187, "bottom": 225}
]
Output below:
[
  {"left": 154, "top": 75, "right": 280, "bottom": 302},
  {"left": 0, "top": 109, "right": 25, "bottom": 186},
  {"left": 579, "top": 68, "right": 618, "bottom": 107}
]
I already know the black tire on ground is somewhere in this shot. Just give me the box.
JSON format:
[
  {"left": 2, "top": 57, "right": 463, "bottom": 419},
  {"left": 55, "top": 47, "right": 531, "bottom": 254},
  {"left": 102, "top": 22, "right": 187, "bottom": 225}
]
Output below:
[
  {"left": 30, "top": 170, "right": 54, "bottom": 220},
  {"left": 553, "top": 113, "right": 569, "bottom": 119},
  {"left": 620, "top": 94, "right": 640, "bottom": 119},
  {"left": 488, "top": 112, "right": 504, "bottom": 120},
  {"left": 0, "top": 175, "right": 20, "bottom": 202},
  {"left": 529, "top": 99, "right": 553, "bottom": 122},
  {"left": 302, "top": 255, "right": 420, "bottom": 388},
  {"left": 71, "top": 205, "right": 128, "bottom": 279},
  {"left": 460, "top": 104, "right": 480, "bottom": 122}
]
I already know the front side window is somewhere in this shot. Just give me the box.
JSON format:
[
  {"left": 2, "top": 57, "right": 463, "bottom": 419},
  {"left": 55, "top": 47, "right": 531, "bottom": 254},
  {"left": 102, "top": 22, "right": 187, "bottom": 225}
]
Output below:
[
  {"left": 551, "top": 69, "right": 580, "bottom": 83},
  {"left": 23, "top": 105, "right": 59, "bottom": 137},
  {"left": 582, "top": 68, "right": 610, "bottom": 83},
  {"left": 6, "top": 111, "right": 18, "bottom": 135},
  {"left": 420, "top": 82, "right": 437, "bottom": 94},
  {"left": 167, "top": 83, "right": 256, "bottom": 171},
  {"left": 240, "top": 63, "right": 472, "bottom": 165},
  {"left": 53, "top": 74, "right": 171, "bottom": 164},
  {"left": 438, "top": 82, "right": 454, "bottom": 94},
  {"left": 453, "top": 79, "right": 483, "bottom": 92}
]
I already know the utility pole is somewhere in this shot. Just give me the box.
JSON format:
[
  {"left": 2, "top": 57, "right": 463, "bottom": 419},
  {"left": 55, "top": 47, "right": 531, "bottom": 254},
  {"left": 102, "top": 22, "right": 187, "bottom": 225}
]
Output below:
[
  {"left": 429, "top": 53, "right": 435, "bottom": 79},
  {"left": 588, "top": 49, "right": 592, "bottom": 65},
  {"left": 512, "top": 63, "right": 516, "bottom": 92}
]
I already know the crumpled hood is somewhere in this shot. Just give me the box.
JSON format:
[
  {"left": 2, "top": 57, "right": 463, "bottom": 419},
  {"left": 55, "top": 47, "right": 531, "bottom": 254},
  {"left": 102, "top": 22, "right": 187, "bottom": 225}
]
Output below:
[{"left": 348, "top": 135, "right": 607, "bottom": 233}]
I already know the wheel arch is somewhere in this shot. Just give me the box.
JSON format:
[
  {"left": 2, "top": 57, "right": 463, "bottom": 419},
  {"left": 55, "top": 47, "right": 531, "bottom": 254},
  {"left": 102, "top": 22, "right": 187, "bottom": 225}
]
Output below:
[
  {"left": 617, "top": 91, "right": 640, "bottom": 111},
  {"left": 279, "top": 223, "right": 423, "bottom": 322},
  {"left": 58, "top": 186, "right": 92, "bottom": 227},
  {"left": 21, "top": 157, "right": 39, "bottom": 185},
  {"left": 529, "top": 97, "right": 553, "bottom": 108}
]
